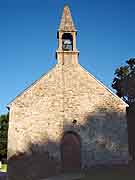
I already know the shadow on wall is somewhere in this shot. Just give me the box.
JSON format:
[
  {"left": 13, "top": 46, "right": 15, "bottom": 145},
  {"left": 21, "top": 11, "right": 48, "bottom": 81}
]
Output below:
[
  {"left": 8, "top": 106, "right": 129, "bottom": 180},
  {"left": 8, "top": 141, "right": 61, "bottom": 180},
  {"left": 126, "top": 106, "right": 135, "bottom": 160}
]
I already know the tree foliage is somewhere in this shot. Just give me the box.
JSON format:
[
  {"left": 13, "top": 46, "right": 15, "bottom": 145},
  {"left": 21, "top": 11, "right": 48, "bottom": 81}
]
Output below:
[
  {"left": 112, "top": 58, "right": 135, "bottom": 105},
  {"left": 0, "top": 113, "right": 9, "bottom": 159}
]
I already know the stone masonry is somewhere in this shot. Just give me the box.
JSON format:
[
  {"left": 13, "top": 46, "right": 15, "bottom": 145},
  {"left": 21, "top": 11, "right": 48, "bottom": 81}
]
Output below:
[{"left": 7, "top": 5, "right": 129, "bottom": 180}]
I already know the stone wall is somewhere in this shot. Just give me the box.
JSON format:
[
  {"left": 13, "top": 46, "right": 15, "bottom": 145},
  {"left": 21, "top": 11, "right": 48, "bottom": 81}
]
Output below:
[{"left": 7, "top": 63, "right": 129, "bottom": 179}]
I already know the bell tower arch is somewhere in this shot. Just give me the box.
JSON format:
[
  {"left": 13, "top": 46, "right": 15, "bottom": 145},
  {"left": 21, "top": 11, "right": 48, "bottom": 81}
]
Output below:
[
  {"left": 56, "top": 5, "right": 79, "bottom": 65},
  {"left": 62, "top": 33, "right": 73, "bottom": 51}
]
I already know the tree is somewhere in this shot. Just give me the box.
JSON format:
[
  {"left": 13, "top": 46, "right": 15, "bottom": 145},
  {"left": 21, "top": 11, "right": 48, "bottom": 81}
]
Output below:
[
  {"left": 112, "top": 58, "right": 135, "bottom": 106},
  {"left": 112, "top": 58, "right": 135, "bottom": 159},
  {"left": 0, "top": 113, "right": 9, "bottom": 160}
]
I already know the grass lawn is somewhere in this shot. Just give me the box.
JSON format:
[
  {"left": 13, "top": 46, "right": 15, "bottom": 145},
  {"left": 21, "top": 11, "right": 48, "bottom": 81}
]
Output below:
[{"left": 0, "top": 164, "right": 7, "bottom": 172}]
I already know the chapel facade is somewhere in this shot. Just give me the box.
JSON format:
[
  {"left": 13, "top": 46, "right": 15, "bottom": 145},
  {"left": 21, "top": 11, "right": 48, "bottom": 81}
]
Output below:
[{"left": 7, "top": 5, "right": 129, "bottom": 180}]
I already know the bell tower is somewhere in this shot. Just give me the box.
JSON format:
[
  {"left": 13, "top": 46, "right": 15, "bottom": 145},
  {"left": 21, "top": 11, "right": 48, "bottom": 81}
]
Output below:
[{"left": 56, "top": 5, "right": 79, "bottom": 65}]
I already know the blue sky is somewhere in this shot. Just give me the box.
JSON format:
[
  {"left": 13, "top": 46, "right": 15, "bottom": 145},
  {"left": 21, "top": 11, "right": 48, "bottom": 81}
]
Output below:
[{"left": 0, "top": 0, "right": 135, "bottom": 114}]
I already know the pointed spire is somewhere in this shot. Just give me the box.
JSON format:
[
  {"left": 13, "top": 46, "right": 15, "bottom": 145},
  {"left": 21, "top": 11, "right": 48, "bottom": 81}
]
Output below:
[{"left": 59, "top": 5, "right": 76, "bottom": 32}]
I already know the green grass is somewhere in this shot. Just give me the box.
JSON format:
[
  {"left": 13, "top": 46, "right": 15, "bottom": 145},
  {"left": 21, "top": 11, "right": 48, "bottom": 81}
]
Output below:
[{"left": 0, "top": 164, "right": 7, "bottom": 172}]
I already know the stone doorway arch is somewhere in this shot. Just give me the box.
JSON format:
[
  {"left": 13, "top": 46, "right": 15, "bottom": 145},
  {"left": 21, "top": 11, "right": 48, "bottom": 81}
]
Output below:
[{"left": 61, "top": 131, "right": 81, "bottom": 171}]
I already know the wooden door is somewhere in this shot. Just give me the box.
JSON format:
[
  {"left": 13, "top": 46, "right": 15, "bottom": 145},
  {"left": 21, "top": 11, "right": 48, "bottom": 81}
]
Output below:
[{"left": 61, "top": 132, "right": 81, "bottom": 170}]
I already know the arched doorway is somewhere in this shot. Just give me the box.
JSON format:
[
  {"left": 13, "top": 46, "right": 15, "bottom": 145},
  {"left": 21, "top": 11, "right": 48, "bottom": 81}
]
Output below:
[{"left": 61, "top": 132, "right": 81, "bottom": 171}]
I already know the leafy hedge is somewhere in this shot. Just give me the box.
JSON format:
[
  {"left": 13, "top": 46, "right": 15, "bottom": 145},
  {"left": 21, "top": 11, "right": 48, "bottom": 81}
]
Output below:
[{"left": 0, "top": 113, "right": 9, "bottom": 160}]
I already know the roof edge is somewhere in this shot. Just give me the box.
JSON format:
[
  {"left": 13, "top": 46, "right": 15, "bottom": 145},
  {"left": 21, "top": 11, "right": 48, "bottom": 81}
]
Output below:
[
  {"left": 79, "top": 64, "right": 129, "bottom": 107},
  {"left": 7, "top": 65, "right": 57, "bottom": 108}
]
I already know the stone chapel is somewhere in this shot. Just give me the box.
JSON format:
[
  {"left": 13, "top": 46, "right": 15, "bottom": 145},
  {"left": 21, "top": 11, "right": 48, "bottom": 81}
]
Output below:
[{"left": 7, "top": 5, "right": 129, "bottom": 180}]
